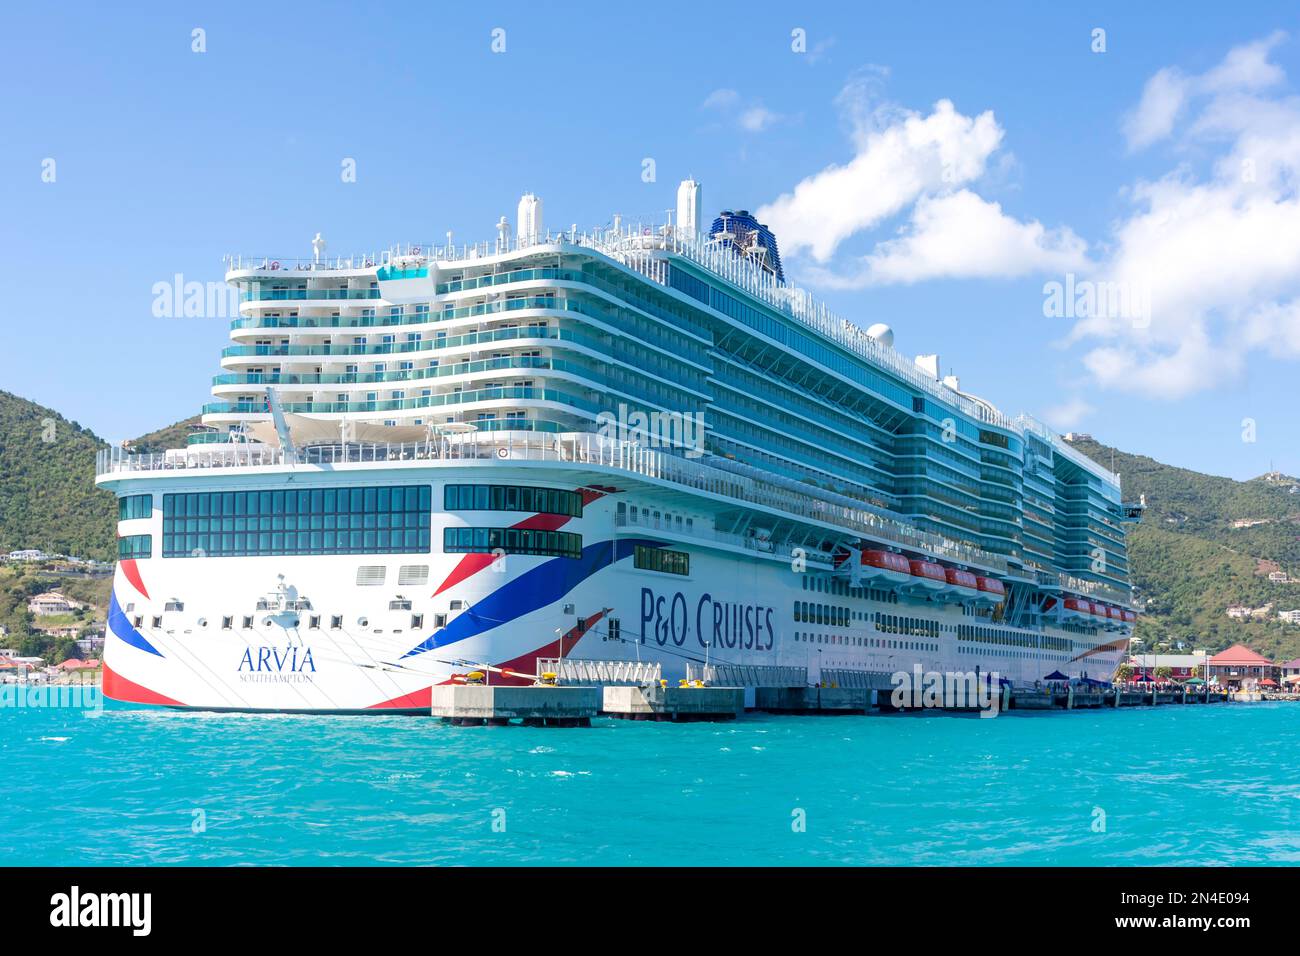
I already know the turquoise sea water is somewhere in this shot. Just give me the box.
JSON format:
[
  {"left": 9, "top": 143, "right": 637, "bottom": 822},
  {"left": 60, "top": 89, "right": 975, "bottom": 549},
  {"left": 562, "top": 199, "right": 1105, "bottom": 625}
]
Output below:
[{"left": 1, "top": 700, "right": 1296, "bottom": 866}]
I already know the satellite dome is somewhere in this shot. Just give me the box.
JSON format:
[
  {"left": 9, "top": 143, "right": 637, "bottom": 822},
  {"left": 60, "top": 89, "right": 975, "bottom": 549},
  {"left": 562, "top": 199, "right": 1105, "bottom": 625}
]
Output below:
[{"left": 865, "top": 323, "right": 894, "bottom": 348}]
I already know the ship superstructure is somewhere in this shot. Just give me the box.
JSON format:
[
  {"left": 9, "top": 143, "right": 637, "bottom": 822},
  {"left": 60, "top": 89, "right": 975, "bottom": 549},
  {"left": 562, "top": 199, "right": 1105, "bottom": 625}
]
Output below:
[{"left": 96, "top": 181, "right": 1140, "bottom": 712}]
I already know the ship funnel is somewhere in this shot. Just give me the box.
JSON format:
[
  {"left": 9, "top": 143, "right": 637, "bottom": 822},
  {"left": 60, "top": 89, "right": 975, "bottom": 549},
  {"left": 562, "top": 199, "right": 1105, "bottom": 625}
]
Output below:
[
  {"left": 517, "top": 193, "right": 543, "bottom": 244},
  {"left": 676, "top": 178, "right": 702, "bottom": 239}
]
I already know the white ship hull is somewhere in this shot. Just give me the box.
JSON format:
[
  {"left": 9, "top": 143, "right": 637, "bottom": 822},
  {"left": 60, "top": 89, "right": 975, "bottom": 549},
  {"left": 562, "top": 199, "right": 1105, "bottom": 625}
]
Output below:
[{"left": 102, "top": 466, "right": 1129, "bottom": 713}]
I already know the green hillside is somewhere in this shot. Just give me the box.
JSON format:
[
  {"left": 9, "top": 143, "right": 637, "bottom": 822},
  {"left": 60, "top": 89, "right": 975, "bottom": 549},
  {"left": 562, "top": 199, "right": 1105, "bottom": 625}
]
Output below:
[
  {"left": 0, "top": 392, "right": 197, "bottom": 562},
  {"left": 125, "top": 414, "right": 203, "bottom": 454},
  {"left": 0, "top": 394, "right": 195, "bottom": 661},
  {"left": 1067, "top": 436, "right": 1300, "bottom": 659},
  {"left": 0, "top": 391, "right": 114, "bottom": 560}
]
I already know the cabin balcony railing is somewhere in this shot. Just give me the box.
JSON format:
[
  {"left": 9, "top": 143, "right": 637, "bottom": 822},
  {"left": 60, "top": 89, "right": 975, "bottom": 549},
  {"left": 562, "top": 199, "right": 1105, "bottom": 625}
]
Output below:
[{"left": 229, "top": 228, "right": 1022, "bottom": 435}]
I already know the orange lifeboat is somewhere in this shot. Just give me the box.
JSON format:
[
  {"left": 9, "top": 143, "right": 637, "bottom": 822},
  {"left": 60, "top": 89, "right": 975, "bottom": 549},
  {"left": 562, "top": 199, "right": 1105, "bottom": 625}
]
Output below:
[
  {"left": 905, "top": 559, "right": 948, "bottom": 595},
  {"left": 973, "top": 576, "right": 1005, "bottom": 607},
  {"left": 859, "top": 549, "right": 913, "bottom": 587},
  {"left": 1063, "top": 596, "right": 1091, "bottom": 620},
  {"left": 939, "top": 567, "right": 981, "bottom": 603}
]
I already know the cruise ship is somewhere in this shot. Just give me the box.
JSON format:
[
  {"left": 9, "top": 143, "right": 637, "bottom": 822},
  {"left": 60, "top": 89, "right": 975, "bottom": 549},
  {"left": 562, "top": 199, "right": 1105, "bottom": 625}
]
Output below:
[{"left": 96, "top": 181, "right": 1142, "bottom": 712}]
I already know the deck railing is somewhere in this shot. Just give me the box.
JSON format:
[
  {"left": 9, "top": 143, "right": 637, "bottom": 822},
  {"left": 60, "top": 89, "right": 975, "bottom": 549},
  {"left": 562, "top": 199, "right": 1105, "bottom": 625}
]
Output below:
[{"left": 95, "top": 431, "right": 1012, "bottom": 574}]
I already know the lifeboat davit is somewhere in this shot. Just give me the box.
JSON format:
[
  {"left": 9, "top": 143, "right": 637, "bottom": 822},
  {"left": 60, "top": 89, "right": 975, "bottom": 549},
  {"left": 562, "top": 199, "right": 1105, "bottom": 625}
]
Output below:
[
  {"left": 859, "top": 549, "right": 913, "bottom": 587},
  {"left": 973, "top": 576, "right": 1005, "bottom": 607},
  {"left": 938, "top": 567, "right": 982, "bottom": 603},
  {"left": 903, "top": 559, "right": 948, "bottom": 595}
]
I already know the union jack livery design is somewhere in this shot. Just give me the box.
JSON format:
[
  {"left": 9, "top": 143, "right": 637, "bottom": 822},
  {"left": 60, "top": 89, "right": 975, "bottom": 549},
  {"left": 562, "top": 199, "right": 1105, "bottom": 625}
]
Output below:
[{"left": 96, "top": 184, "right": 1142, "bottom": 712}]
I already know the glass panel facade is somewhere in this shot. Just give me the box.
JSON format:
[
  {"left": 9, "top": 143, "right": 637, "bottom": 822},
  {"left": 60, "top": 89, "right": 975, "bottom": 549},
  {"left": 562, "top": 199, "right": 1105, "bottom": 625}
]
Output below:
[
  {"left": 443, "top": 483, "right": 582, "bottom": 517},
  {"left": 118, "top": 534, "right": 152, "bottom": 559},
  {"left": 443, "top": 527, "right": 582, "bottom": 559},
  {"left": 634, "top": 545, "right": 689, "bottom": 576},
  {"left": 162, "top": 485, "right": 432, "bottom": 557},
  {"left": 118, "top": 494, "right": 152, "bottom": 521}
]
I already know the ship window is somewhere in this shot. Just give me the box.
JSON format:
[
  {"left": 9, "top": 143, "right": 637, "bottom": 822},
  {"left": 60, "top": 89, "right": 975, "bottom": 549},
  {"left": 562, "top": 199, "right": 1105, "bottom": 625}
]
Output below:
[
  {"left": 151, "top": 616, "right": 162, "bottom": 629},
  {"left": 443, "top": 527, "right": 582, "bottom": 559},
  {"left": 161, "top": 485, "right": 431, "bottom": 558},
  {"left": 164, "top": 601, "right": 184, "bottom": 612},
  {"left": 330, "top": 615, "right": 343, "bottom": 629},
  {"left": 242, "top": 616, "right": 253, "bottom": 629},
  {"left": 221, "top": 616, "right": 233, "bottom": 630},
  {"left": 434, "top": 614, "right": 447, "bottom": 628},
  {"left": 411, "top": 614, "right": 423, "bottom": 630},
  {"left": 634, "top": 545, "right": 689, "bottom": 576},
  {"left": 308, "top": 616, "right": 321, "bottom": 629},
  {"left": 443, "top": 484, "right": 582, "bottom": 517},
  {"left": 117, "top": 534, "right": 152, "bottom": 559},
  {"left": 118, "top": 494, "right": 152, "bottom": 521}
]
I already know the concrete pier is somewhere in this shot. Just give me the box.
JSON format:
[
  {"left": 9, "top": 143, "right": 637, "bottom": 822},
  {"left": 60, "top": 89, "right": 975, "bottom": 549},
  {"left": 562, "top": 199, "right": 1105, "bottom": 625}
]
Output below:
[
  {"left": 430, "top": 685, "right": 599, "bottom": 726},
  {"left": 754, "top": 685, "right": 871, "bottom": 715},
  {"left": 602, "top": 684, "right": 744, "bottom": 721},
  {"left": 1010, "top": 688, "right": 1054, "bottom": 710}
]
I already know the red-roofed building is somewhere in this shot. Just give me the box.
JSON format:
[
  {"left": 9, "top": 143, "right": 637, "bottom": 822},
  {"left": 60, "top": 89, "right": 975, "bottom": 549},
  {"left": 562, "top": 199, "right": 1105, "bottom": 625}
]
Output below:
[{"left": 1207, "top": 644, "right": 1277, "bottom": 690}]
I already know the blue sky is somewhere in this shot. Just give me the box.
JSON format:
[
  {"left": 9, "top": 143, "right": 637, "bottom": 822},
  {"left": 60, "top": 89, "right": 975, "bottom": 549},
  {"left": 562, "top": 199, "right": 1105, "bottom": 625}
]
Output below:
[{"left": 2, "top": 1, "right": 1297, "bottom": 481}]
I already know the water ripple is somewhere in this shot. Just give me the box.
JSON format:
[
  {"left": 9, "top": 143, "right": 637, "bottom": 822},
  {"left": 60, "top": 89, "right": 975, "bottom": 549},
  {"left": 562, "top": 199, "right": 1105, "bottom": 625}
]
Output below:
[{"left": 0, "top": 702, "right": 1295, "bottom": 865}]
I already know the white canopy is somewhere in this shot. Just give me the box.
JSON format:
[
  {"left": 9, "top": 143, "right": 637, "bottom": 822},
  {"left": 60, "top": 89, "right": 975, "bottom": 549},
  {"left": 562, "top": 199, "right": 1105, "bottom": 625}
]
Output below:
[{"left": 241, "top": 415, "right": 436, "bottom": 449}]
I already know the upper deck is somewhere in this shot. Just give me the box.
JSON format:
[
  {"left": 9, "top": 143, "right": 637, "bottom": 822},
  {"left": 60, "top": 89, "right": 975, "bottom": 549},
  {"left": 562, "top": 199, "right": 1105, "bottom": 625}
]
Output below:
[{"left": 224, "top": 226, "right": 1119, "bottom": 484}]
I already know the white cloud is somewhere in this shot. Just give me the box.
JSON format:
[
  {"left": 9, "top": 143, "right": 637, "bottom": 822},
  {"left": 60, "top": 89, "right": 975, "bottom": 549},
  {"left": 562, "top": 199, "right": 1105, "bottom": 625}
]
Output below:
[
  {"left": 739, "top": 105, "right": 781, "bottom": 132},
  {"left": 1122, "top": 68, "right": 1192, "bottom": 151},
  {"left": 1042, "top": 396, "right": 1096, "bottom": 432},
  {"left": 1122, "top": 31, "right": 1286, "bottom": 151},
  {"left": 702, "top": 88, "right": 784, "bottom": 133},
  {"left": 701, "top": 88, "right": 740, "bottom": 111},
  {"left": 847, "top": 190, "right": 1087, "bottom": 286},
  {"left": 1071, "top": 32, "right": 1300, "bottom": 399},
  {"left": 757, "top": 98, "right": 1004, "bottom": 263},
  {"left": 757, "top": 73, "right": 1082, "bottom": 287}
]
